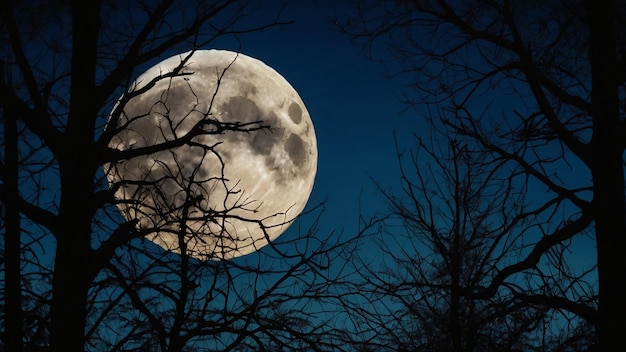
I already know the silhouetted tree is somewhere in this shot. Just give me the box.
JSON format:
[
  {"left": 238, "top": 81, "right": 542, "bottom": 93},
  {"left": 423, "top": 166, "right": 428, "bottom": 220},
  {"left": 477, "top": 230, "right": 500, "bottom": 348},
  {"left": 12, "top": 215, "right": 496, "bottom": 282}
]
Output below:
[
  {"left": 83, "top": 204, "right": 358, "bottom": 351},
  {"left": 339, "top": 0, "right": 624, "bottom": 349},
  {"left": 339, "top": 132, "right": 595, "bottom": 351},
  {"left": 0, "top": 1, "right": 359, "bottom": 351}
]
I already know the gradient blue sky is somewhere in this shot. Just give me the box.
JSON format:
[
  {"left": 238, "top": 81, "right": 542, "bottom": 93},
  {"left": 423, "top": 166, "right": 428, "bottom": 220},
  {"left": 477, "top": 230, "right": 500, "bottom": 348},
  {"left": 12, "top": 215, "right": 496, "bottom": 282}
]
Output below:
[
  {"left": 202, "top": 0, "right": 599, "bottom": 272},
  {"left": 207, "top": 0, "right": 422, "bottom": 239}
]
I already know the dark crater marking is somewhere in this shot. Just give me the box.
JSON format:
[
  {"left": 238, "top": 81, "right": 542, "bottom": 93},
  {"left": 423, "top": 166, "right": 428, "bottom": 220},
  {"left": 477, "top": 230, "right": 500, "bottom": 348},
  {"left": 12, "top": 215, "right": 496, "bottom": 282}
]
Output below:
[
  {"left": 221, "top": 96, "right": 262, "bottom": 123},
  {"left": 288, "top": 102, "right": 303, "bottom": 124},
  {"left": 252, "top": 124, "right": 284, "bottom": 155},
  {"left": 285, "top": 134, "right": 306, "bottom": 168}
]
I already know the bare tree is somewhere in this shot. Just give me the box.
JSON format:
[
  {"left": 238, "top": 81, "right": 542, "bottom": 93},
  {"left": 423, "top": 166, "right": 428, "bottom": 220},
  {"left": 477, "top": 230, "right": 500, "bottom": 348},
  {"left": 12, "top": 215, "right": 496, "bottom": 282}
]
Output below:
[
  {"left": 0, "top": 1, "right": 362, "bottom": 351},
  {"left": 338, "top": 0, "right": 624, "bottom": 349},
  {"left": 83, "top": 205, "right": 358, "bottom": 351},
  {"left": 339, "top": 131, "right": 596, "bottom": 351}
]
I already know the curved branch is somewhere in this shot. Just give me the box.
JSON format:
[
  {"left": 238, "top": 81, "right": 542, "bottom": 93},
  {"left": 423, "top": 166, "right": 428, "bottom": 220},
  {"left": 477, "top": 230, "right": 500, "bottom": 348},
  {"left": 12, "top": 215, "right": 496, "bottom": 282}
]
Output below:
[
  {"left": 511, "top": 291, "right": 598, "bottom": 325},
  {"left": 470, "top": 212, "right": 593, "bottom": 299},
  {"left": 0, "top": 184, "right": 60, "bottom": 234},
  {"left": 502, "top": 1, "right": 592, "bottom": 165},
  {"left": 447, "top": 113, "right": 591, "bottom": 211},
  {"left": 100, "top": 119, "right": 268, "bottom": 165}
]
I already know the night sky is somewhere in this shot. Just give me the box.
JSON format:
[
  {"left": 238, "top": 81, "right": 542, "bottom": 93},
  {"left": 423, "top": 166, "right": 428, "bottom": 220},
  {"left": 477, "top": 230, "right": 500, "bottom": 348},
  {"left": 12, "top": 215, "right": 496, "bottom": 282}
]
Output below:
[
  {"left": 200, "top": 0, "right": 598, "bottom": 270},
  {"left": 2, "top": 0, "right": 604, "bottom": 349},
  {"left": 205, "top": 0, "right": 422, "bottom": 244}
]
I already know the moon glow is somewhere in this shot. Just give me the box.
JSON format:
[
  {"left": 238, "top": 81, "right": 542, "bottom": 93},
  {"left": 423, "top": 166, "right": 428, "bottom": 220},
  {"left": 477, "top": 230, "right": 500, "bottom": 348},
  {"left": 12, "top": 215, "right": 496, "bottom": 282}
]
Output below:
[{"left": 106, "top": 50, "right": 317, "bottom": 260}]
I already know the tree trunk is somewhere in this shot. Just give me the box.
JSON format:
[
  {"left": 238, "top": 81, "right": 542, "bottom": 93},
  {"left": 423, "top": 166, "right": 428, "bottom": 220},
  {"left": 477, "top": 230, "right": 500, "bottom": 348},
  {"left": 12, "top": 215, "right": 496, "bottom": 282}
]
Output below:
[
  {"left": 3, "top": 89, "right": 23, "bottom": 352},
  {"left": 49, "top": 1, "right": 99, "bottom": 350},
  {"left": 49, "top": 104, "right": 97, "bottom": 351},
  {"left": 50, "top": 234, "right": 90, "bottom": 351},
  {"left": 450, "top": 226, "right": 462, "bottom": 351},
  {"left": 586, "top": 1, "right": 626, "bottom": 349}
]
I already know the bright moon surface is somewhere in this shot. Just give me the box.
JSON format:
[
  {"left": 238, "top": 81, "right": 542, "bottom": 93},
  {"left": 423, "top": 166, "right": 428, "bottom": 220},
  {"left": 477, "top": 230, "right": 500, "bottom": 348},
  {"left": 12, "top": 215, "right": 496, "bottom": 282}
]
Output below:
[{"left": 106, "top": 49, "right": 318, "bottom": 260}]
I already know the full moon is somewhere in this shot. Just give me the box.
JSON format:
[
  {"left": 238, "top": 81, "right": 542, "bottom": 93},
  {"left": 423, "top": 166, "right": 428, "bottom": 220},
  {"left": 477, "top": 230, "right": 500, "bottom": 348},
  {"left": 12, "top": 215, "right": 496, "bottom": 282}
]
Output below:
[{"left": 106, "top": 49, "right": 317, "bottom": 260}]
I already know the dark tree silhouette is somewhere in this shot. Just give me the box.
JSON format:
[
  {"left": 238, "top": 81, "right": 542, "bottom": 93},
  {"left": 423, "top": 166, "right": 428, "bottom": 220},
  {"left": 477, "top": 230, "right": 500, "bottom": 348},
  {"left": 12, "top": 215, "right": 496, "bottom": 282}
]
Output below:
[
  {"left": 339, "top": 0, "right": 624, "bottom": 350},
  {"left": 0, "top": 1, "right": 359, "bottom": 351},
  {"left": 339, "top": 132, "right": 596, "bottom": 351}
]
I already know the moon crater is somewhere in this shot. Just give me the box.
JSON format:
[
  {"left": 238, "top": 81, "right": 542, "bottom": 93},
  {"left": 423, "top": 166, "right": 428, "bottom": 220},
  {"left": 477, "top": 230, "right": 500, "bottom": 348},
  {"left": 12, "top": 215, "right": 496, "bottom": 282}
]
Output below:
[
  {"left": 286, "top": 134, "right": 306, "bottom": 167},
  {"left": 288, "top": 102, "right": 303, "bottom": 124}
]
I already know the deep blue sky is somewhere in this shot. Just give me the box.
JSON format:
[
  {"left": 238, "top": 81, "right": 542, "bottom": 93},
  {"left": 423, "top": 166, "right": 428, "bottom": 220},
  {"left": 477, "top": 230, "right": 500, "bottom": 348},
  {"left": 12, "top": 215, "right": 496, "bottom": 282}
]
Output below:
[
  {"left": 207, "top": 0, "right": 422, "bottom": 239},
  {"left": 110, "top": 0, "right": 597, "bottom": 273},
  {"left": 200, "top": 0, "right": 598, "bottom": 271}
]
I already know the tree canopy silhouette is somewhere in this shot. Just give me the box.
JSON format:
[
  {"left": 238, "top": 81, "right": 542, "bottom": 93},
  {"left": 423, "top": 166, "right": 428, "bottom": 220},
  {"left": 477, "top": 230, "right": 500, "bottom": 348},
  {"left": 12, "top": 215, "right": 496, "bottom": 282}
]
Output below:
[
  {"left": 338, "top": 0, "right": 624, "bottom": 350},
  {"left": 0, "top": 1, "right": 358, "bottom": 351}
]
